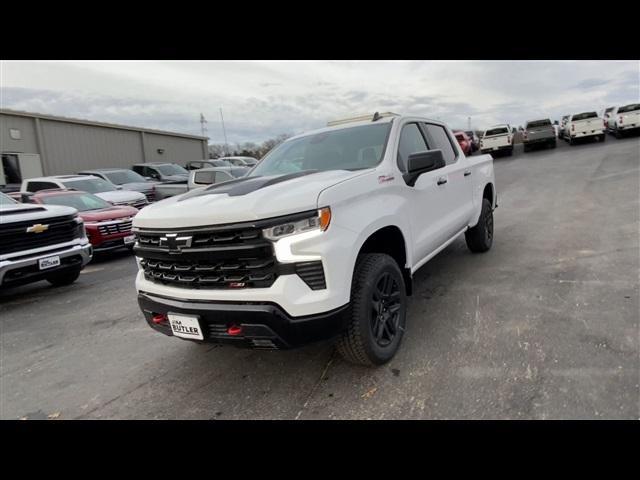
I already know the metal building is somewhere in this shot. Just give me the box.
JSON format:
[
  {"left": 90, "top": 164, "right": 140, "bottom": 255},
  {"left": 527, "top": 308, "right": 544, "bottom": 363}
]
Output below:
[{"left": 0, "top": 108, "right": 209, "bottom": 186}]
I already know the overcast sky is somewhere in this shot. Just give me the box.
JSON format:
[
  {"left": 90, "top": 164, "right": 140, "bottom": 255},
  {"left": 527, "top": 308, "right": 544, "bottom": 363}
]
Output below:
[{"left": 1, "top": 61, "right": 638, "bottom": 145}]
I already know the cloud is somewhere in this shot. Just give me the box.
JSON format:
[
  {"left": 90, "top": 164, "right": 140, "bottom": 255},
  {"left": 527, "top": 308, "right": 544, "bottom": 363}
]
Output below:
[{"left": 1, "top": 61, "right": 638, "bottom": 142}]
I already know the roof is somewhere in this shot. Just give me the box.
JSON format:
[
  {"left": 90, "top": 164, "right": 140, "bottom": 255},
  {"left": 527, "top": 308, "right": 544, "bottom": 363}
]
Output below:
[
  {"left": 78, "top": 168, "right": 130, "bottom": 173},
  {"left": 28, "top": 175, "right": 99, "bottom": 182},
  {"left": 0, "top": 108, "right": 208, "bottom": 141},
  {"left": 132, "top": 162, "right": 176, "bottom": 166}
]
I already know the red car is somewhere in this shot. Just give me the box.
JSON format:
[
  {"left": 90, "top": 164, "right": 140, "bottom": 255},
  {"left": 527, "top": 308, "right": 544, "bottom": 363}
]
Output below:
[
  {"left": 453, "top": 130, "right": 473, "bottom": 156},
  {"left": 19, "top": 189, "right": 139, "bottom": 253}
]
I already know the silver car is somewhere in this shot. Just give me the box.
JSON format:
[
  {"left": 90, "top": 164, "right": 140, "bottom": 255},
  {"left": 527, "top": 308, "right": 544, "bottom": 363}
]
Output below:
[{"left": 77, "top": 168, "right": 157, "bottom": 202}]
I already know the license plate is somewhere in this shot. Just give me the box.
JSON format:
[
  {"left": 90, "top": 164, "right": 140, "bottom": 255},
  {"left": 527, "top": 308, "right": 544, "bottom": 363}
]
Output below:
[
  {"left": 492, "top": 147, "right": 498, "bottom": 151},
  {"left": 123, "top": 234, "right": 136, "bottom": 245},
  {"left": 39, "top": 256, "right": 60, "bottom": 270},
  {"left": 168, "top": 314, "right": 203, "bottom": 340}
]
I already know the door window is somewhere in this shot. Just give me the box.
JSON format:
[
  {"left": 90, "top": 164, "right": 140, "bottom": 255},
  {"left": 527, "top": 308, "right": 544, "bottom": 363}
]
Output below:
[
  {"left": 397, "top": 123, "right": 428, "bottom": 172},
  {"left": 423, "top": 124, "right": 458, "bottom": 165}
]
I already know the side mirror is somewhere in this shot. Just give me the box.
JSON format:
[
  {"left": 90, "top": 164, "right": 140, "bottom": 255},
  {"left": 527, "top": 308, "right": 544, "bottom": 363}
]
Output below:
[
  {"left": 21, "top": 192, "right": 35, "bottom": 203},
  {"left": 404, "top": 150, "right": 446, "bottom": 186},
  {"left": 115, "top": 185, "right": 123, "bottom": 190},
  {"left": 144, "top": 176, "right": 153, "bottom": 181}
]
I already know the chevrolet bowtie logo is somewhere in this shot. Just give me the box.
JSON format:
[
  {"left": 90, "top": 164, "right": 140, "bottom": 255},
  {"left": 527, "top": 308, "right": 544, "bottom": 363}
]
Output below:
[
  {"left": 159, "top": 233, "right": 193, "bottom": 251},
  {"left": 26, "top": 224, "right": 49, "bottom": 234}
]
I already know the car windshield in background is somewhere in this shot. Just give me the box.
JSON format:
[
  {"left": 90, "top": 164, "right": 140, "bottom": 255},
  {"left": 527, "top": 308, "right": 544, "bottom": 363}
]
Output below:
[
  {"left": 572, "top": 112, "right": 598, "bottom": 121},
  {"left": 229, "top": 168, "right": 248, "bottom": 178},
  {"left": 0, "top": 192, "right": 18, "bottom": 205},
  {"left": 103, "top": 170, "right": 147, "bottom": 185},
  {"left": 157, "top": 164, "right": 188, "bottom": 175},
  {"left": 39, "top": 193, "right": 112, "bottom": 211},
  {"left": 211, "top": 160, "right": 231, "bottom": 167},
  {"left": 63, "top": 178, "right": 117, "bottom": 193},
  {"left": 618, "top": 104, "right": 640, "bottom": 113},
  {"left": 484, "top": 127, "right": 509, "bottom": 136},
  {"left": 527, "top": 120, "right": 552, "bottom": 128},
  {"left": 250, "top": 123, "right": 392, "bottom": 177}
]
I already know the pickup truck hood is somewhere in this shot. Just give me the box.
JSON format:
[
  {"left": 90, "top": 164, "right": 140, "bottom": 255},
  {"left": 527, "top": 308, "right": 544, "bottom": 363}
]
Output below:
[
  {"left": 0, "top": 203, "right": 78, "bottom": 223},
  {"left": 96, "top": 190, "right": 145, "bottom": 203},
  {"left": 134, "top": 169, "right": 366, "bottom": 229}
]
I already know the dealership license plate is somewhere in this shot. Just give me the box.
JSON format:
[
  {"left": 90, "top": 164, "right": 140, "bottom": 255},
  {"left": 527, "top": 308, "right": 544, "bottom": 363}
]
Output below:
[
  {"left": 492, "top": 147, "right": 499, "bottom": 151},
  {"left": 168, "top": 314, "right": 203, "bottom": 340},
  {"left": 123, "top": 234, "right": 136, "bottom": 245},
  {"left": 38, "top": 256, "right": 60, "bottom": 270}
]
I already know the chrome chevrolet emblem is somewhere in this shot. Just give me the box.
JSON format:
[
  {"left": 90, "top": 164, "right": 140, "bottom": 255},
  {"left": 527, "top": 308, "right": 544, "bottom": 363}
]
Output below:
[
  {"left": 159, "top": 233, "right": 193, "bottom": 251},
  {"left": 26, "top": 223, "right": 49, "bottom": 234}
]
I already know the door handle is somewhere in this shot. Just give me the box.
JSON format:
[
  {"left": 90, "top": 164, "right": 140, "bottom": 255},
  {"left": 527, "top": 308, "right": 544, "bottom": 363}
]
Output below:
[
  {"left": 437, "top": 177, "right": 448, "bottom": 186},
  {"left": 464, "top": 170, "right": 471, "bottom": 177}
]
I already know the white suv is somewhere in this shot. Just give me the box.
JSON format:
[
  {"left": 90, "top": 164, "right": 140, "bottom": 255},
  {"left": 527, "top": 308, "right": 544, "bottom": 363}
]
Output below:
[{"left": 133, "top": 113, "right": 497, "bottom": 365}]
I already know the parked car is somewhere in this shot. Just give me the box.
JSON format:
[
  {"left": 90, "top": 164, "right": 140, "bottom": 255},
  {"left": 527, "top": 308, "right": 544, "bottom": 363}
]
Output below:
[
  {"left": 186, "top": 159, "right": 235, "bottom": 170},
  {"left": 602, "top": 106, "right": 616, "bottom": 133},
  {"left": 453, "top": 130, "right": 473, "bottom": 155},
  {"left": 0, "top": 191, "right": 92, "bottom": 289},
  {"left": 187, "top": 167, "right": 247, "bottom": 190},
  {"left": 559, "top": 115, "right": 570, "bottom": 140},
  {"left": 607, "top": 103, "right": 640, "bottom": 138},
  {"left": 217, "top": 156, "right": 259, "bottom": 167},
  {"left": 132, "top": 112, "right": 496, "bottom": 366},
  {"left": 464, "top": 131, "right": 480, "bottom": 152},
  {"left": 20, "top": 175, "right": 148, "bottom": 209},
  {"left": 77, "top": 168, "right": 156, "bottom": 202},
  {"left": 480, "top": 124, "right": 514, "bottom": 156},
  {"left": 20, "top": 189, "right": 139, "bottom": 254},
  {"left": 185, "top": 159, "right": 249, "bottom": 176},
  {"left": 523, "top": 118, "right": 557, "bottom": 152},
  {"left": 131, "top": 163, "right": 189, "bottom": 182},
  {"left": 565, "top": 112, "right": 605, "bottom": 145}
]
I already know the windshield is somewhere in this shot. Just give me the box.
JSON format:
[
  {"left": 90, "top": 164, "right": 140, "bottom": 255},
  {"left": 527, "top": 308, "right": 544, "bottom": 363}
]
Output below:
[
  {"left": 250, "top": 123, "right": 392, "bottom": 177},
  {"left": 572, "top": 112, "right": 598, "bottom": 121},
  {"left": 229, "top": 168, "right": 248, "bottom": 178},
  {"left": 39, "top": 192, "right": 112, "bottom": 211},
  {"left": 618, "top": 104, "right": 640, "bottom": 113},
  {"left": 62, "top": 178, "right": 117, "bottom": 193},
  {"left": 211, "top": 160, "right": 232, "bottom": 167},
  {"left": 484, "top": 127, "right": 509, "bottom": 136},
  {"left": 241, "top": 158, "right": 257, "bottom": 165},
  {"left": 103, "top": 170, "right": 147, "bottom": 185},
  {"left": 156, "top": 164, "right": 188, "bottom": 175},
  {"left": 527, "top": 119, "right": 551, "bottom": 128},
  {"left": 0, "top": 192, "right": 18, "bottom": 205}
]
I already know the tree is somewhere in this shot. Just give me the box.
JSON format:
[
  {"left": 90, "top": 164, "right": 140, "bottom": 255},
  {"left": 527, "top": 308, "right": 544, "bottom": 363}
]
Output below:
[{"left": 208, "top": 133, "right": 292, "bottom": 159}]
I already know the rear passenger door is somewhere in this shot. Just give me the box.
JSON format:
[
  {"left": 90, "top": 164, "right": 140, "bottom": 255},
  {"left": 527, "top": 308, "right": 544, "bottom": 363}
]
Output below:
[{"left": 421, "top": 123, "right": 475, "bottom": 244}]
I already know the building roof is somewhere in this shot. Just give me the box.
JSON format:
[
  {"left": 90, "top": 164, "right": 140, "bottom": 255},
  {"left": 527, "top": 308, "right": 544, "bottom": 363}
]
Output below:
[{"left": 0, "top": 108, "right": 208, "bottom": 141}]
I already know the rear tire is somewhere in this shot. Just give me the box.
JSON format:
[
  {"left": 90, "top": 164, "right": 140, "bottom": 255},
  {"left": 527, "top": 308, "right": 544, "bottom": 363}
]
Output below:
[
  {"left": 523, "top": 144, "right": 529, "bottom": 153},
  {"left": 46, "top": 267, "right": 81, "bottom": 287},
  {"left": 614, "top": 129, "right": 621, "bottom": 139},
  {"left": 550, "top": 140, "right": 557, "bottom": 148},
  {"left": 335, "top": 253, "right": 407, "bottom": 366},
  {"left": 465, "top": 198, "right": 494, "bottom": 253}
]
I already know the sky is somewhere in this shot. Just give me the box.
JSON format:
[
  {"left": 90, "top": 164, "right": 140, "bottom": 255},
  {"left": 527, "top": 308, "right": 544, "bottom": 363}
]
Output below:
[{"left": 1, "top": 61, "right": 638, "bottom": 145}]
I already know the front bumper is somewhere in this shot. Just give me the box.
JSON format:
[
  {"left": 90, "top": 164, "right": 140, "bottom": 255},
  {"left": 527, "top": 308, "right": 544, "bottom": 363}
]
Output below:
[
  {"left": 0, "top": 241, "right": 93, "bottom": 287},
  {"left": 138, "top": 291, "right": 349, "bottom": 349}
]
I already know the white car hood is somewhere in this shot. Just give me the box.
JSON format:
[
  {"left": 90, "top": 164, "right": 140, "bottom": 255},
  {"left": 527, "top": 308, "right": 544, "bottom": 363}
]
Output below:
[
  {"left": 95, "top": 190, "right": 145, "bottom": 203},
  {"left": 134, "top": 170, "right": 366, "bottom": 229}
]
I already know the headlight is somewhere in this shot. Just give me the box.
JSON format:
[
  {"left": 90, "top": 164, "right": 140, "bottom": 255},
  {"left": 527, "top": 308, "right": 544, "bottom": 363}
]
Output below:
[{"left": 263, "top": 207, "right": 331, "bottom": 241}]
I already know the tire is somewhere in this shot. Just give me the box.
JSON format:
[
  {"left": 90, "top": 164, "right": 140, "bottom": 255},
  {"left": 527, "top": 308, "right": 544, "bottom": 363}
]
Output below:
[
  {"left": 569, "top": 137, "right": 575, "bottom": 146},
  {"left": 523, "top": 144, "right": 529, "bottom": 153},
  {"left": 614, "top": 129, "right": 621, "bottom": 139},
  {"left": 465, "top": 198, "right": 494, "bottom": 253},
  {"left": 507, "top": 148, "right": 513, "bottom": 156},
  {"left": 550, "top": 140, "right": 557, "bottom": 148},
  {"left": 335, "top": 253, "right": 407, "bottom": 366},
  {"left": 600, "top": 134, "right": 606, "bottom": 142},
  {"left": 46, "top": 267, "right": 81, "bottom": 287}
]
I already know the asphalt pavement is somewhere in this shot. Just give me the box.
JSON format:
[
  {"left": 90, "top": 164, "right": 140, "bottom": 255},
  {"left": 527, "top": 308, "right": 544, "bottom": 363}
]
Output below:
[{"left": 1, "top": 134, "right": 638, "bottom": 419}]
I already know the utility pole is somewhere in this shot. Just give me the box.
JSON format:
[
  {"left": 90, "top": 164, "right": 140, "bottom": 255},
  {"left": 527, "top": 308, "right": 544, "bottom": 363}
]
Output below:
[
  {"left": 219, "top": 108, "right": 229, "bottom": 156},
  {"left": 200, "top": 113, "right": 208, "bottom": 137},
  {"left": 468, "top": 116, "right": 471, "bottom": 131}
]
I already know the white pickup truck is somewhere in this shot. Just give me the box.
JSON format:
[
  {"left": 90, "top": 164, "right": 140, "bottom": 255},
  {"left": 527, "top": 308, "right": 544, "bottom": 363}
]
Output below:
[
  {"left": 480, "top": 124, "right": 514, "bottom": 156},
  {"left": 606, "top": 103, "right": 640, "bottom": 138},
  {"left": 565, "top": 111, "right": 605, "bottom": 145},
  {"left": 132, "top": 113, "right": 497, "bottom": 366}
]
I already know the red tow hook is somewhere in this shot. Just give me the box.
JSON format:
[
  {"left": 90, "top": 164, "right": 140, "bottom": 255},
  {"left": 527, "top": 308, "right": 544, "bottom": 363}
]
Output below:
[
  {"left": 227, "top": 324, "right": 243, "bottom": 336},
  {"left": 152, "top": 313, "right": 168, "bottom": 324}
]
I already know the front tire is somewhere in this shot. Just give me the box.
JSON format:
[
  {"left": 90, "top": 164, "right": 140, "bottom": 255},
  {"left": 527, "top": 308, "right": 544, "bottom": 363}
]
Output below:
[
  {"left": 465, "top": 198, "right": 494, "bottom": 253},
  {"left": 336, "top": 253, "right": 407, "bottom": 366},
  {"left": 46, "top": 267, "right": 81, "bottom": 287}
]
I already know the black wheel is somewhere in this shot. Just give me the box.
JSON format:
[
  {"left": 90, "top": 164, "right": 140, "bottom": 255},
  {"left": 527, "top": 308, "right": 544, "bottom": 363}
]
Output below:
[
  {"left": 46, "top": 267, "right": 81, "bottom": 287},
  {"left": 523, "top": 144, "right": 529, "bottom": 153},
  {"left": 569, "top": 137, "right": 575, "bottom": 146},
  {"left": 336, "top": 253, "right": 407, "bottom": 366},
  {"left": 614, "top": 129, "right": 621, "bottom": 139},
  {"left": 600, "top": 134, "right": 606, "bottom": 142},
  {"left": 507, "top": 148, "right": 514, "bottom": 156},
  {"left": 465, "top": 198, "right": 494, "bottom": 253},
  {"left": 550, "top": 140, "right": 557, "bottom": 148}
]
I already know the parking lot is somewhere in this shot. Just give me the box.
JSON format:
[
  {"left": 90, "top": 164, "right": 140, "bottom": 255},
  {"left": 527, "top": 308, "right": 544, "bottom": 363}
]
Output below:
[{"left": 1, "top": 134, "right": 639, "bottom": 420}]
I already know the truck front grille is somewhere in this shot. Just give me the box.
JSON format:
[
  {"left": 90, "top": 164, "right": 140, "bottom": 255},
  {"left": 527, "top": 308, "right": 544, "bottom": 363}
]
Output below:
[
  {"left": 97, "top": 220, "right": 133, "bottom": 236},
  {"left": 0, "top": 214, "right": 80, "bottom": 255},
  {"left": 135, "top": 225, "right": 279, "bottom": 289}
]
